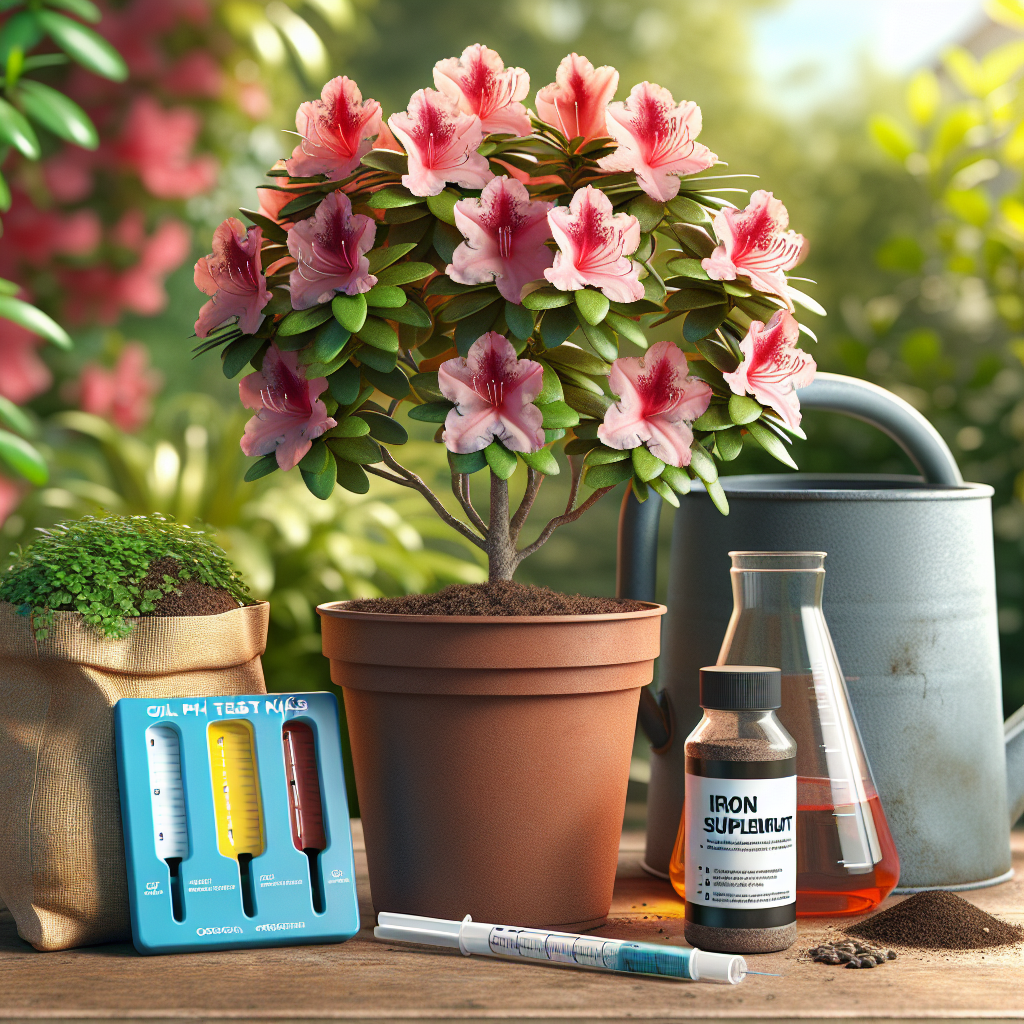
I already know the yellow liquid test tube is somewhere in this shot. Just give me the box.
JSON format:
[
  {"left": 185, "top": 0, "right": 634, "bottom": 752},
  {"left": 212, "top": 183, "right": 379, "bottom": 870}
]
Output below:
[{"left": 208, "top": 720, "right": 265, "bottom": 915}]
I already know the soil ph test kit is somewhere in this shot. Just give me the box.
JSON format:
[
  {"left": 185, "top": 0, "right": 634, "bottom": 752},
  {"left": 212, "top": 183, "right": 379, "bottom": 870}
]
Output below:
[{"left": 115, "top": 692, "right": 359, "bottom": 954}]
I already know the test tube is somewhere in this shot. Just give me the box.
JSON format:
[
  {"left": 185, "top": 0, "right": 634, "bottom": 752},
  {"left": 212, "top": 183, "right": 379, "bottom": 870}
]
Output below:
[
  {"left": 282, "top": 722, "right": 327, "bottom": 912},
  {"left": 208, "top": 720, "right": 265, "bottom": 916},
  {"left": 146, "top": 725, "right": 188, "bottom": 921}
]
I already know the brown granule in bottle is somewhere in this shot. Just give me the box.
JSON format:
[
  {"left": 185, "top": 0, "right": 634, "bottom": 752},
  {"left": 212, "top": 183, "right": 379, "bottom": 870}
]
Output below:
[
  {"left": 845, "top": 890, "right": 1023, "bottom": 950},
  {"left": 341, "top": 581, "right": 647, "bottom": 616}
]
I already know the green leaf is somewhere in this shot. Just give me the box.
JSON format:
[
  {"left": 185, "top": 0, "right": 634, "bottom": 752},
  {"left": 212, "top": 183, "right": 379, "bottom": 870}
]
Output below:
[
  {"left": 364, "top": 284, "right": 407, "bottom": 309},
  {"left": 0, "top": 170, "right": 10, "bottom": 212},
  {"left": 356, "top": 342, "right": 398, "bottom": 373},
  {"left": 0, "top": 428, "right": 46, "bottom": 485},
  {"left": 545, "top": 344, "right": 608, "bottom": 376},
  {"left": 648, "top": 477, "right": 680, "bottom": 507},
  {"left": 705, "top": 478, "right": 730, "bottom": 515},
  {"left": 660, "top": 464, "right": 691, "bottom": 495},
  {"left": 325, "top": 434, "right": 382, "bottom": 465},
  {"left": 438, "top": 290, "right": 499, "bottom": 322},
  {"left": 522, "top": 288, "right": 572, "bottom": 310},
  {"left": 666, "top": 257, "right": 711, "bottom": 281},
  {"left": 16, "top": 78, "right": 97, "bottom": 148},
  {"left": 626, "top": 194, "right": 665, "bottom": 233},
  {"left": 667, "top": 287, "right": 726, "bottom": 311},
  {"left": 358, "top": 410, "right": 408, "bottom": 444},
  {"left": 243, "top": 454, "right": 279, "bottom": 482},
  {"left": 788, "top": 287, "right": 827, "bottom": 317},
  {"left": 745, "top": 420, "right": 798, "bottom": 470},
  {"left": 0, "top": 96, "right": 39, "bottom": 158},
  {"left": 642, "top": 270, "right": 667, "bottom": 305},
  {"left": 504, "top": 300, "right": 536, "bottom": 340},
  {"left": 540, "top": 304, "right": 579, "bottom": 348},
  {"left": 575, "top": 288, "right": 610, "bottom": 326},
  {"left": 484, "top": 439, "right": 517, "bottom": 479},
  {"left": 869, "top": 113, "right": 916, "bottom": 162},
  {"left": 366, "top": 242, "right": 417, "bottom": 274},
  {"left": 584, "top": 446, "right": 629, "bottom": 467},
  {"left": 360, "top": 149, "right": 408, "bottom": 175},
  {"left": 376, "top": 261, "right": 434, "bottom": 286},
  {"left": 328, "top": 362, "right": 361, "bottom": 405},
  {"left": 579, "top": 318, "right": 618, "bottom": 361},
  {"left": 563, "top": 385, "right": 612, "bottom": 420},
  {"left": 683, "top": 305, "right": 729, "bottom": 343},
  {"left": 324, "top": 416, "right": 370, "bottom": 438},
  {"left": 333, "top": 293, "right": 368, "bottom": 333},
  {"left": 449, "top": 449, "right": 488, "bottom": 474},
  {"left": 666, "top": 195, "right": 712, "bottom": 225},
  {"left": 432, "top": 220, "right": 462, "bottom": 263},
  {"left": 366, "top": 185, "right": 423, "bottom": 209},
  {"left": 426, "top": 189, "right": 459, "bottom": 226},
  {"left": 671, "top": 222, "right": 717, "bottom": 258},
  {"left": 222, "top": 334, "right": 266, "bottom": 378},
  {"left": 694, "top": 337, "right": 739, "bottom": 373},
  {"left": 361, "top": 364, "right": 410, "bottom": 398},
  {"left": 714, "top": 426, "right": 743, "bottom": 461},
  {"left": 277, "top": 192, "right": 321, "bottom": 219},
  {"left": 385, "top": 300, "right": 432, "bottom": 328},
  {"left": 519, "top": 446, "right": 560, "bottom": 475},
  {"left": 728, "top": 394, "right": 762, "bottom": 425},
  {"left": 278, "top": 303, "right": 333, "bottom": 336},
  {"left": 563, "top": 437, "right": 600, "bottom": 455},
  {"left": 335, "top": 458, "right": 370, "bottom": 493},
  {"left": 604, "top": 311, "right": 647, "bottom": 348},
  {"left": 238, "top": 208, "right": 288, "bottom": 244},
  {"left": 631, "top": 445, "right": 664, "bottom": 482},
  {"left": 631, "top": 477, "right": 649, "bottom": 503},
  {"left": 301, "top": 448, "right": 337, "bottom": 499},
  {"left": 44, "top": 0, "right": 102, "bottom": 23},
  {"left": 692, "top": 402, "right": 733, "bottom": 431},
  {"left": 0, "top": 13, "right": 43, "bottom": 67},
  {"left": 454, "top": 302, "right": 500, "bottom": 355},
  {"left": 408, "top": 400, "right": 453, "bottom": 423},
  {"left": 306, "top": 318, "right": 350, "bottom": 364},
  {"left": 36, "top": 11, "right": 128, "bottom": 81},
  {"left": 583, "top": 458, "right": 632, "bottom": 489},
  {"left": 0, "top": 394, "right": 33, "bottom": 437},
  {"left": 298, "top": 439, "right": 330, "bottom": 475},
  {"left": 537, "top": 400, "right": 579, "bottom": 429},
  {"left": 536, "top": 362, "right": 564, "bottom": 404},
  {"left": 0, "top": 296, "right": 70, "bottom": 348},
  {"left": 688, "top": 440, "right": 718, "bottom": 484}
]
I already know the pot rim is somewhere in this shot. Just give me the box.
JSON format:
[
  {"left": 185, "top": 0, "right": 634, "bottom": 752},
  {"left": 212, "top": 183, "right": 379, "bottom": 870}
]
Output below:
[
  {"left": 316, "top": 599, "right": 666, "bottom": 626},
  {"left": 708, "top": 473, "right": 994, "bottom": 501}
]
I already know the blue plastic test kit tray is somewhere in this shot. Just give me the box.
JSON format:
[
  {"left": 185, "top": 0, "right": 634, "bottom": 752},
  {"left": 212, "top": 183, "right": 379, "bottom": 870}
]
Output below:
[{"left": 115, "top": 692, "right": 359, "bottom": 954}]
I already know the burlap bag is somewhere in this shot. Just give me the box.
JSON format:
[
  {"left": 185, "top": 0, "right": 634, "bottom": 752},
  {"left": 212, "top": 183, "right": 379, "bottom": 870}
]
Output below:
[{"left": 0, "top": 601, "right": 269, "bottom": 951}]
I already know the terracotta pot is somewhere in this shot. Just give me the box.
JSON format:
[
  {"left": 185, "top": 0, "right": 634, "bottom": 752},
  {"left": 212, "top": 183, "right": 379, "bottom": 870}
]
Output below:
[{"left": 317, "top": 601, "right": 665, "bottom": 930}]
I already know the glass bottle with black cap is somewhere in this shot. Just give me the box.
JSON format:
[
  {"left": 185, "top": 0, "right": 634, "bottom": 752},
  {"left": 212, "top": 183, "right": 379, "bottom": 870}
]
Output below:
[{"left": 669, "top": 666, "right": 798, "bottom": 954}]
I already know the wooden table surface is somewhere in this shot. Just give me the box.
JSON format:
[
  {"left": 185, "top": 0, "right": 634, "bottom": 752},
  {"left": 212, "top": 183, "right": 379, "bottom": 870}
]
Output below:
[{"left": 1, "top": 823, "right": 1021, "bottom": 1023}]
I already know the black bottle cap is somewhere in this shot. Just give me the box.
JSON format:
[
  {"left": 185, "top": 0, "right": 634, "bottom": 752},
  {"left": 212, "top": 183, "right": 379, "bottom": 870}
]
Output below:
[{"left": 699, "top": 665, "right": 782, "bottom": 710}]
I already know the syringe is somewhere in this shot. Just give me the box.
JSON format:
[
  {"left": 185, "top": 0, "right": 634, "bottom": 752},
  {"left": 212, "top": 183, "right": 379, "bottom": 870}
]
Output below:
[{"left": 375, "top": 912, "right": 747, "bottom": 983}]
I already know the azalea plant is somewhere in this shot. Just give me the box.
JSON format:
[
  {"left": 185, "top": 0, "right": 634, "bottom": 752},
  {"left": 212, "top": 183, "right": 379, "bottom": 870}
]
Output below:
[{"left": 193, "top": 46, "right": 822, "bottom": 583}]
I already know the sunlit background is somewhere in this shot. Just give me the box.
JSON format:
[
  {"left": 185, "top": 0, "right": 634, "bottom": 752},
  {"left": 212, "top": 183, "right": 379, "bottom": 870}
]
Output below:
[{"left": 2, "top": 1, "right": 1022, "bottom": 806}]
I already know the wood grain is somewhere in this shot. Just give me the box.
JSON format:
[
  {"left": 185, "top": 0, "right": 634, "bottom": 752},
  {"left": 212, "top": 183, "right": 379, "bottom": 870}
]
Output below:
[{"left": 0, "top": 824, "right": 1020, "bottom": 1021}]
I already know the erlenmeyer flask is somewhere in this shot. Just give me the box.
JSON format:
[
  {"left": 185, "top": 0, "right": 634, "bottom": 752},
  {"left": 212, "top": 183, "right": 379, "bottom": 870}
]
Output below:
[{"left": 716, "top": 551, "right": 900, "bottom": 916}]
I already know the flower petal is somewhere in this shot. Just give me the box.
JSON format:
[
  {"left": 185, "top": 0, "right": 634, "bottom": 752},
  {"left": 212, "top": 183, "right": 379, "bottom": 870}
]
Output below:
[{"left": 535, "top": 53, "right": 618, "bottom": 144}]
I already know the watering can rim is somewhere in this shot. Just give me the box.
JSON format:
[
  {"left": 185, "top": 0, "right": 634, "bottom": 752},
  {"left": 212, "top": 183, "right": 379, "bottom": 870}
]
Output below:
[{"left": 703, "top": 473, "right": 994, "bottom": 502}]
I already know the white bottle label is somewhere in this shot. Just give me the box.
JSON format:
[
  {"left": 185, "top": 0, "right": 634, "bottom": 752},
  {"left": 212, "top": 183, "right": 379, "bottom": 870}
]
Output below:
[{"left": 684, "top": 773, "right": 796, "bottom": 911}]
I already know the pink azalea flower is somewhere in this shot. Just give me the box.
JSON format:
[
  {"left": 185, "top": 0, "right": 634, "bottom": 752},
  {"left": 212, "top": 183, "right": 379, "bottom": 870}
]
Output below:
[
  {"left": 119, "top": 217, "right": 191, "bottom": 317},
  {"left": 438, "top": 332, "right": 545, "bottom": 454},
  {"left": 239, "top": 346, "right": 337, "bottom": 472},
  {"left": 78, "top": 343, "right": 163, "bottom": 432},
  {"left": 599, "top": 340, "right": 711, "bottom": 468},
  {"left": 723, "top": 310, "right": 816, "bottom": 430},
  {"left": 433, "top": 44, "right": 531, "bottom": 137},
  {"left": 702, "top": 190, "right": 808, "bottom": 309},
  {"left": 194, "top": 217, "right": 270, "bottom": 337},
  {"left": 286, "top": 191, "right": 377, "bottom": 309},
  {"left": 285, "top": 76, "right": 383, "bottom": 180},
  {"left": 535, "top": 53, "right": 618, "bottom": 145},
  {"left": 447, "top": 176, "right": 554, "bottom": 303},
  {"left": 598, "top": 82, "right": 717, "bottom": 202},
  {"left": 115, "top": 97, "right": 218, "bottom": 200},
  {"left": 0, "top": 475, "right": 23, "bottom": 529},
  {"left": 0, "top": 320, "right": 52, "bottom": 405},
  {"left": 544, "top": 185, "right": 643, "bottom": 302},
  {"left": 372, "top": 120, "right": 404, "bottom": 152},
  {"left": 159, "top": 50, "right": 223, "bottom": 99},
  {"left": 388, "top": 89, "right": 493, "bottom": 197}
]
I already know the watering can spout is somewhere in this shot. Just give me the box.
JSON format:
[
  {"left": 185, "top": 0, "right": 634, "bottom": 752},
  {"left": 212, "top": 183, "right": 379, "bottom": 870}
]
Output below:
[{"left": 619, "top": 372, "right": 1024, "bottom": 836}]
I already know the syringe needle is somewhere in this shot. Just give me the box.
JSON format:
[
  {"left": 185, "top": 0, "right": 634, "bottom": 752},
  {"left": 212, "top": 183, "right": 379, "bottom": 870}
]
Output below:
[{"left": 741, "top": 970, "right": 782, "bottom": 976}]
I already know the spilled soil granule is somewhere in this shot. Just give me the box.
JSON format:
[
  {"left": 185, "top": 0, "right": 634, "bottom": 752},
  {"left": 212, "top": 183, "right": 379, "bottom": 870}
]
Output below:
[
  {"left": 139, "top": 557, "right": 240, "bottom": 617},
  {"left": 809, "top": 939, "right": 896, "bottom": 968},
  {"left": 342, "top": 581, "right": 648, "bottom": 616},
  {"left": 845, "top": 890, "right": 1023, "bottom": 950}
]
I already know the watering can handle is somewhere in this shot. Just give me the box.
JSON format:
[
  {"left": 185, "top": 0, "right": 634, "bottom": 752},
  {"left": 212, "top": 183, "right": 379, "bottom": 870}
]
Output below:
[{"left": 618, "top": 372, "right": 965, "bottom": 749}]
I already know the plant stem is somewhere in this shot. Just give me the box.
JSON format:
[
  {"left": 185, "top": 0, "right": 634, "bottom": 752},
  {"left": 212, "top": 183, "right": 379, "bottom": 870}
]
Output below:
[{"left": 486, "top": 472, "right": 517, "bottom": 582}]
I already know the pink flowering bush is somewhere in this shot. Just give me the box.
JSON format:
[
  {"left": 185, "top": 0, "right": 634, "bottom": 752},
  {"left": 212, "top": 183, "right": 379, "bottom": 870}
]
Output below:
[{"left": 195, "top": 49, "right": 821, "bottom": 581}]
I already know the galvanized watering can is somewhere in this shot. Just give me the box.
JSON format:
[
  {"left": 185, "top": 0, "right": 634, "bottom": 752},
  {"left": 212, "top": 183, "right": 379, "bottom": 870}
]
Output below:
[{"left": 619, "top": 372, "right": 1024, "bottom": 891}]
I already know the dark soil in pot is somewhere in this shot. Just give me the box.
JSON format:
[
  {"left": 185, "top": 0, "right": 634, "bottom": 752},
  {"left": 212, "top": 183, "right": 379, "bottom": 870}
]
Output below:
[{"left": 140, "top": 557, "right": 242, "bottom": 617}]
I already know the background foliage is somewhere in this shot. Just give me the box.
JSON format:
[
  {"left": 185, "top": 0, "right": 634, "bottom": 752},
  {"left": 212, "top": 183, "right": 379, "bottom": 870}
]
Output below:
[{"left": 2, "top": 0, "right": 1021, "bottom": 730}]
